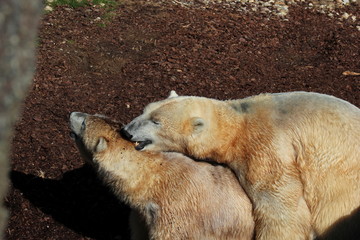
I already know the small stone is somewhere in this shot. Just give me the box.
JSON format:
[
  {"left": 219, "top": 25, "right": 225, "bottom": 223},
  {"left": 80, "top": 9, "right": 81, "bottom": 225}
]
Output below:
[
  {"left": 33, "top": 115, "right": 42, "bottom": 122},
  {"left": 341, "top": 12, "right": 350, "bottom": 20},
  {"left": 44, "top": 5, "right": 53, "bottom": 11},
  {"left": 38, "top": 170, "right": 45, "bottom": 178},
  {"left": 239, "top": 37, "right": 247, "bottom": 43}
]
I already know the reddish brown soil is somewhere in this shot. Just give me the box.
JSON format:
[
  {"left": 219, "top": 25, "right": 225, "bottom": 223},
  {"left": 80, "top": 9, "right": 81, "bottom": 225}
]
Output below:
[{"left": 5, "top": 1, "right": 360, "bottom": 239}]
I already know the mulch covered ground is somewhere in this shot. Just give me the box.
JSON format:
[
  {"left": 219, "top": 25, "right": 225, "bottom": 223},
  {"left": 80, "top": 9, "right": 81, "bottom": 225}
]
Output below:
[{"left": 5, "top": 1, "right": 360, "bottom": 239}]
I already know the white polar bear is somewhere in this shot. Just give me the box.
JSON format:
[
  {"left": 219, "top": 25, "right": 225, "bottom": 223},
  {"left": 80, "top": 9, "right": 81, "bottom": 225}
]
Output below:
[{"left": 122, "top": 91, "right": 360, "bottom": 240}]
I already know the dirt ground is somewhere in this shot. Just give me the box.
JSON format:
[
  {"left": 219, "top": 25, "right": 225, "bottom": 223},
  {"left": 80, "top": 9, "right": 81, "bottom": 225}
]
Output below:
[{"left": 5, "top": 1, "right": 360, "bottom": 239}]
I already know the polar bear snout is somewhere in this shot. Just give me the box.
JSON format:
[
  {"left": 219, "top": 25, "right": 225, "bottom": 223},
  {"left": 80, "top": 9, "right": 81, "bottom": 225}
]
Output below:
[
  {"left": 69, "top": 112, "right": 88, "bottom": 138},
  {"left": 120, "top": 127, "right": 153, "bottom": 150},
  {"left": 122, "top": 118, "right": 159, "bottom": 150},
  {"left": 119, "top": 128, "right": 133, "bottom": 140}
]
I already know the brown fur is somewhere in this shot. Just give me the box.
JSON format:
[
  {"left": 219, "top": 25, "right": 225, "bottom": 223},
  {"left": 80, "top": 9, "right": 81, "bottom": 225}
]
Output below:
[
  {"left": 123, "top": 91, "right": 360, "bottom": 240},
  {"left": 70, "top": 113, "right": 254, "bottom": 240}
]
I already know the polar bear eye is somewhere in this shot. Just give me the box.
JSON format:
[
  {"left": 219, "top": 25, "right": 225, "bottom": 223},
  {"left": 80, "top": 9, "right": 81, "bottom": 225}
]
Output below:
[
  {"left": 151, "top": 119, "right": 160, "bottom": 125},
  {"left": 81, "top": 119, "right": 86, "bottom": 130}
]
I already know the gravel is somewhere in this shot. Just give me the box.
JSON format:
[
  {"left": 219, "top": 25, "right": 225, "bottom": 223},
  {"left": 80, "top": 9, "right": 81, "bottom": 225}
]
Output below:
[{"left": 170, "top": 0, "right": 360, "bottom": 18}]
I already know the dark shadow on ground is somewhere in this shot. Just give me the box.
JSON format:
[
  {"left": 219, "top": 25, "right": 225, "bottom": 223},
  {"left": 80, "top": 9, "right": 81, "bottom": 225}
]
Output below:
[
  {"left": 316, "top": 206, "right": 360, "bottom": 240},
  {"left": 10, "top": 166, "right": 131, "bottom": 240}
]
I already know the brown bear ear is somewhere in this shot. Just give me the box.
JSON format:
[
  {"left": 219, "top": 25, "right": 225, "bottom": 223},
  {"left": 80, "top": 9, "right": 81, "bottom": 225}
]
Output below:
[
  {"left": 191, "top": 117, "right": 205, "bottom": 133},
  {"left": 95, "top": 137, "right": 108, "bottom": 152},
  {"left": 168, "top": 90, "right": 179, "bottom": 98}
]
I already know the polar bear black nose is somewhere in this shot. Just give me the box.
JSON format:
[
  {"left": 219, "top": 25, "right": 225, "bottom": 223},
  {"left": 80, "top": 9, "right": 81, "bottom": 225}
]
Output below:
[{"left": 120, "top": 128, "right": 133, "bottom": 140}]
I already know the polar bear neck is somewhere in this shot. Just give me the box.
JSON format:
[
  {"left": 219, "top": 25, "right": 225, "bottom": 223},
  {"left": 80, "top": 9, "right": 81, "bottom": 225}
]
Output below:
[
  {"left": 182, "top": 99, "right": 245, "bottom": 163},
  {"left": 94, "top": 145, "right": 199, "bottom": 211},
  {"left": 192, "top": 98, "right": 277, "bottom": 167}
]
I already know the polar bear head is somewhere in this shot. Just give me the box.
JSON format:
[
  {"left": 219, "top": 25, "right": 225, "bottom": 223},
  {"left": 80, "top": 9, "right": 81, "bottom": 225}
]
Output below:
[
  {"left": 121, "top": 91, "right": 237, "bottom": 159},
  {"left": 69, "top": 112, "right": 131, "bottom": 166}
]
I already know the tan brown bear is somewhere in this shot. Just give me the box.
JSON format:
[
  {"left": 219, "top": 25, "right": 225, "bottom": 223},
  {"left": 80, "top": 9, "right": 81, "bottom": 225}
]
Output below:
[
  {"left": 122, "top": 91, "right": 360, "bottom": 240},
  {"left": 69, "top": 112, "right": 254, "bottom": 240}
]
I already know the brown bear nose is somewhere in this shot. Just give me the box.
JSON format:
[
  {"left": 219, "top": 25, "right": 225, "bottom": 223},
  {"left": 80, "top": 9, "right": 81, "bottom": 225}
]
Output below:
[{"left": 119, "top": 128, "right": 133, "bottom": 140}]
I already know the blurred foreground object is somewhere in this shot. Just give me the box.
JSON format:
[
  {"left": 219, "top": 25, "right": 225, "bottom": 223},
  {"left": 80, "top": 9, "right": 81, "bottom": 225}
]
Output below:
[{"left": 0, "top": 1, "right": 42, "bottom": 238}]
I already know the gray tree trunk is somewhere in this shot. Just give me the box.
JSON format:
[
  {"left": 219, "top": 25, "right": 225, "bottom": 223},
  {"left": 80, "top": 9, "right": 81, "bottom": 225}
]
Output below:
[{"left": 0, "top": 1, "right": 42, "bottom": 238}]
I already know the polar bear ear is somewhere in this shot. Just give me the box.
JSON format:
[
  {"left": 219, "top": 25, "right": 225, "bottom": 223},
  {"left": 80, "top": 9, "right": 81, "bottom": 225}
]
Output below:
[
  {"left": 168, "top": 90, "right": 179, "bottom": 98},
  {"left": 191, "top": 117, "right": 205, "bottom": 133},
  {"left": 95, "top": 137, "right": 108, "bottom": 152}
]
